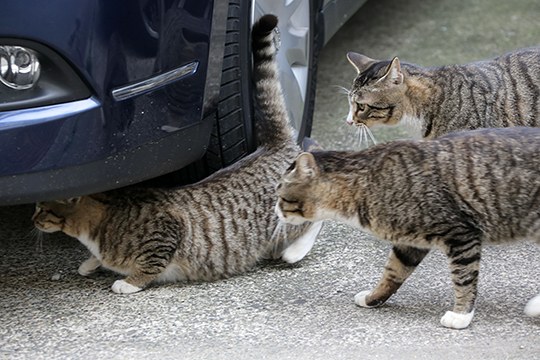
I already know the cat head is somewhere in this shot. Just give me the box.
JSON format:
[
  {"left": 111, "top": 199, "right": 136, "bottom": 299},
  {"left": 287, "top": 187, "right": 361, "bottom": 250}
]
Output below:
[
  {"left": 275, "top": 152, "right": 326, "bottom": 225},
  {"left": 32, "top": 196, "right": 103, "bottom": 238},
  {"left": 32, "top": 197, "right": 83, "bottom": 233},
  {"left": 346, "top": 52, "right": 406, "bottom": 127}
]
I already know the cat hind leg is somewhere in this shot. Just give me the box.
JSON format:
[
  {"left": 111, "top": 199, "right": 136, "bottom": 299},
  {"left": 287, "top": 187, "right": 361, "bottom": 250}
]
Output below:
[
  {"left": 443, "top": 238, "right": 482, "bottom": 329},
  {"left": 281, "top": 221, "right": 323, "bottom": 263}
]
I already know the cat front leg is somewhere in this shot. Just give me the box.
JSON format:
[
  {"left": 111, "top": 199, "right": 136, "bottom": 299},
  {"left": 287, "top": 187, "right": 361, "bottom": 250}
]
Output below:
[
  {"left": 440, "top": 241, "right": 482, "bottom": 329},
  {"left": 111, "top": 238, "right": 177, "bottom": 294},
  {"left": 355, "top": 245, "right": 429, "bottom": 307},
  {"left": 78, "top": 255, "right": 101, "bottom": 276},
  {"left": 111, "top": 271, "right": 162, "bottom": 294},
  {"left": 112, "top": 278, "right": 144, "bottom": 294}
]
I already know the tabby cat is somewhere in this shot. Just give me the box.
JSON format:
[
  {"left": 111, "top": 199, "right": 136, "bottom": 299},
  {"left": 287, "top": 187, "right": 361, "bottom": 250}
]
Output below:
[
  {"left": 345, "top": 48, "right": 540, "bottom": 138},
  {"left": 32, "top": 15, "right": 322, "bottom": 294},
  {"left": 275, "top": 127, "right": 540, "bottom": 329}
]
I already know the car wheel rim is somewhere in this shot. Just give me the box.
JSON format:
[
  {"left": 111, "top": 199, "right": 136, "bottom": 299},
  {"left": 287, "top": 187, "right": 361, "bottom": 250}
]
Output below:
[{"left": 252, "top": 0, "right": 311, "bottom": 133}]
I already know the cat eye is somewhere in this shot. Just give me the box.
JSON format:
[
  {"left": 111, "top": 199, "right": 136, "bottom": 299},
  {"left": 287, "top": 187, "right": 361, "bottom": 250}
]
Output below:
[
  {"left": 280, "top": 197, "right": 298, "bottom": 204},
  {"left": 369, "top": 104, "right": 391, "bottom": 111},
  {"left": 356, "top": 103, "right": 366, "bottom": 112}
]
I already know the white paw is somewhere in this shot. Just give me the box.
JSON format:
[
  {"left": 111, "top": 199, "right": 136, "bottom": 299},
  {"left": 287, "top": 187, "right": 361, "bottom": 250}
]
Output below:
[
  {"left": 440, "top": 310, "right": 475, "bottom": 329},
  {"left": 354, "top": 290, "right": 373, "bottom": 307},
  {"left": 281, "top": 221, "right": 323, "bottom": 263},
  {"left": 78, "top": 259, "right": 100, "bottom": 276},
  {"left": 281, "top": 247, "right": 305, "bottom": 264},
  {"left": 524, "top": 294, "right": 540, "bottom": 317},
  {"left": 111, "top": 280, "right": 143, "bottom": 294}
]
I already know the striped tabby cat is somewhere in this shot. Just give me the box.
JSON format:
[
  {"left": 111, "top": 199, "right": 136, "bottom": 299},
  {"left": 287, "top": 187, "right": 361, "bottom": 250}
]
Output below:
[
  {"left": 345, "top": 48, "right": 540, "bottom": 138},
  {"left": 275, "top": 127, "right": 540, "bottom": 329},
  {"left": 32, "top": 15, "right": 322, "bottom": 294}
]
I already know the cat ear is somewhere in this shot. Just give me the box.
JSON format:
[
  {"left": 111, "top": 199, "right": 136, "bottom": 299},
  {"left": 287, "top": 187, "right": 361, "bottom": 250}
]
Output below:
[
  {"left": 377, "top": 57, "right": 403, "bottom": 85},
  {"left": 347, "top": 52, "right": 377, "bottom": 73},
  {"left": 57, "top": 197, "right": 82, "bottom": 205},
  {"left": 295, "top": 152, "right": 319, "bottom": 179}
]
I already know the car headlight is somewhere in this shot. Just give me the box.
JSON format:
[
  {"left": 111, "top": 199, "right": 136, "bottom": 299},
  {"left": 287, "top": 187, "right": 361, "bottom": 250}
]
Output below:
[
  {"left": 0, "top": 46, "right": 41, "bottom": 90},
  {"left": 0, "top": 39, "right": 91, "bottom": 112}
]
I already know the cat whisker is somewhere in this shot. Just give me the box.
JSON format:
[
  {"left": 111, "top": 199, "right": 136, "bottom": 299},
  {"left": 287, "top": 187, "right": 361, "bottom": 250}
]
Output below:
[
  {"left": 271, "top": 220, "right": 284, "bottom": 241},
  {"left": 364, "top": 125, "right": 378, "bottom": 145},
  {"left": 352, "top": 125, "right": 363, "bottom": 149},
  {"left": 359, "top": 126, "right": 366, "bottom": 149},
  {"left": 270, "top": 220, "right": 287, "bottom": 258},
  {"left": 355, "top": 126, "right": 364, "bottom": 150},
  {"left": 333, "top": 85, "right": 351, "bottom": 96},
  {"left": 29, "top": 227, "right": 45, "bottom": 253}
]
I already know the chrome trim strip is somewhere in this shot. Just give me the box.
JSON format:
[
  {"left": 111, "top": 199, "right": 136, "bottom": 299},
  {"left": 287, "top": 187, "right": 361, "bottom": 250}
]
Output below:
[
  {"left": 201, "top": 0, "right": 229, "bottom": 117},
  {"left": 111, "top": 61, "right": 199, "bottom": 101},
  {"left": 0, "top": 96, "right": 100, "bottom": 130}
]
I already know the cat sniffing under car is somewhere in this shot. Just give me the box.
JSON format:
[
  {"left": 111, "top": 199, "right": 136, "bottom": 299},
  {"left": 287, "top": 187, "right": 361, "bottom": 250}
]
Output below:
[{"left": 33, "top": 15, "right": 322, "bottom": 294}]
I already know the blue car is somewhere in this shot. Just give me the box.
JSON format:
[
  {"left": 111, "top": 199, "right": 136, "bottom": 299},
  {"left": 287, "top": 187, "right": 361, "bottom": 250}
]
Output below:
[{"left": 0, "top": 0, "right": 366, "bottom": 205}]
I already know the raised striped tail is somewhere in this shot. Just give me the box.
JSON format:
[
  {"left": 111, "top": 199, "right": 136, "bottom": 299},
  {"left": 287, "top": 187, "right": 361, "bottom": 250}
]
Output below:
[{"left": 251, "top": 15, "right": 295, "bottom": 148}]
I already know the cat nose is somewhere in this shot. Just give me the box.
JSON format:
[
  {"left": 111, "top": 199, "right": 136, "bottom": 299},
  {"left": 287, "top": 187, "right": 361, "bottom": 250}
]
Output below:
[{"left": 346, "top": 112, "right": 355, "bottom": 125}]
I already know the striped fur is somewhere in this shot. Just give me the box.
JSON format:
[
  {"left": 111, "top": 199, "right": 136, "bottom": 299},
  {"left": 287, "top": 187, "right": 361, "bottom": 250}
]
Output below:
[
  {"left": 32, "top": 15, "right": 322, "bottom": 294},
  {"left": 346, "top": 48, "right": 540, "bottom": 138},
  {"left": 276, "top": 127, "right": 540, "bottom": 329}
]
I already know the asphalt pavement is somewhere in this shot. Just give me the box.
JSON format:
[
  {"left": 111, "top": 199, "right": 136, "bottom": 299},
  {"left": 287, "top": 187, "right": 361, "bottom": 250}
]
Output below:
[{"left": 1, "top": 0, "right": 539, "bottom": 359}]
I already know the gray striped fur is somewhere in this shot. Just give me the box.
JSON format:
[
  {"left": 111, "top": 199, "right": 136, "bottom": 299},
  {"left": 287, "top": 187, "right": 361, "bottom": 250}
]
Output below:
[
  {"left": 276, "top": 127, "right": 540, "bottom": 328},
  {"left": 346, "top": 48, "right": 540, "bottom": 138},
  {"left": 32, "top": 15, "right": 321, "bottom": 294}
]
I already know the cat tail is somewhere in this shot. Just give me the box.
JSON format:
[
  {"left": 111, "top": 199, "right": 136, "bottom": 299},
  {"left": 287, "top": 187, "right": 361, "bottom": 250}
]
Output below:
[{"left": 252, "top": 15, "right": 295, "bottom": 148}]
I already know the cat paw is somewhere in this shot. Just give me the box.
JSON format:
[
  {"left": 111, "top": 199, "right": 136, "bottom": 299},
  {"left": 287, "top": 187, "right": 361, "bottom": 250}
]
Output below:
[
  {"left": 524, "top": 295, "right": 540, "bottom": 317},
  {"left": 354, "top": 290, "right": 374, "bottom": 307},
  {"left": 281, "top": 221, "right": 323, "bottom": 264},
  {"left": 77, "top": 258, "right": 101, "bottom": 276},
  {"left": 281, "top": 248, "right": 305, "bottom": 264},
  {"left": 440, "top": 310, "right": 475, "bottom": 329},
  {"left": 111, "top": 280, "right": 143, "bottom": 294}
]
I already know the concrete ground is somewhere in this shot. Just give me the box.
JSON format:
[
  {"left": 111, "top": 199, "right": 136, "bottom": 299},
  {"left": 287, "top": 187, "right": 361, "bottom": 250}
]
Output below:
[{"left": 1, "top": 0, "right": 539, "bottom": 359}]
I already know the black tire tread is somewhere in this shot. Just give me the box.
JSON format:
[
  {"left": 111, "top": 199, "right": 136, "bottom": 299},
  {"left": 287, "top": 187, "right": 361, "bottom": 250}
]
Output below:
[{"left": 205, "top": 0, "right": 249, "bottom": 172}]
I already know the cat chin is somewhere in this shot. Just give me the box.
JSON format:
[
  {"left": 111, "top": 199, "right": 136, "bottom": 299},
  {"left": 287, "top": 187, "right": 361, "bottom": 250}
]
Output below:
[
  {"left": 35, "top": 226, "right": 58, "bottom": 233},
  {"left": 280, "top": 218, "right": 308, "bottom": 226},
  {"left": 274, "top": 203, "right": 309, "bottom": 225}
]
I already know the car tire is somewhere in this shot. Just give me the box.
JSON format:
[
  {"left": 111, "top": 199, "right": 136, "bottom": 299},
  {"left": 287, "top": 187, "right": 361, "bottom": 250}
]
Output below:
[
  {"left": 204, "top": 0, "right": 256, "bottom": 173},
  {"left": 205, "top": 0, "right": 323, "bottom": 172},
  {"left": 162, "top": 0, "right": 322, "bottom": 185}
]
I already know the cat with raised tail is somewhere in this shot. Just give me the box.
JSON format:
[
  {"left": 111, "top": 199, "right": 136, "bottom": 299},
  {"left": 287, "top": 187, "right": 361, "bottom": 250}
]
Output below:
[
  {"left": 344, "top": 48, "right": 540, "bottom": 138},
  {"left": 32, "top": 15, "right": 322, "bottom": 294},
  {"left": 275, "top": 127, "right": 540, "bottom": 329}
]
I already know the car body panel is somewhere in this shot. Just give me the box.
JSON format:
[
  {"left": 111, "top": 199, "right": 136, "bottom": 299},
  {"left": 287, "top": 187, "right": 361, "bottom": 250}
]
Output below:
[
  {"left": 321, "top": 0, "right": 368, "bottom": 44},
  {"left": 0, "top": 0, "right": 365, "bottom": 205},
  {"left": 0, "top": 0, "right": 224, "bottom": 204}
]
